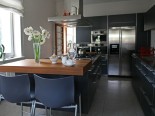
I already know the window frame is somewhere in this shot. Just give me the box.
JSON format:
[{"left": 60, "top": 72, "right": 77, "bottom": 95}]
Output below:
[{"left": 0, "top": 9, "right": 22, "bottom": 59}]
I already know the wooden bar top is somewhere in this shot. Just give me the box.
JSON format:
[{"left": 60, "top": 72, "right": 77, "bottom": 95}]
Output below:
[{"left": 0, "top": 59, "right": 92, "bottom": 76}]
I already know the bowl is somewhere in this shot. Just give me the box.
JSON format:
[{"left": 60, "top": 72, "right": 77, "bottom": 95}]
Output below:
[
  {"left": 49, "top": 57, "right": 58, "bottom": 64},
  {"left": 66, "top": 59, "right": 74, "bottom": 65}
]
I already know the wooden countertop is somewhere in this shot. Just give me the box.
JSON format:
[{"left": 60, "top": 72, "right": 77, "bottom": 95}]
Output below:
[{"left": 0, "top": 59, "right": 92, "bottom": 76}]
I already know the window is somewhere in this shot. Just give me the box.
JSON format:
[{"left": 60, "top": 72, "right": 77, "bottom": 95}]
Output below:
[
  {"left": 55, "top": 25, "right": 76, "bottom": 55},
  {"left": 0, "top": 8, "right": 22, "bottom": 58},
  {"left": 67, "top": 27, "right": 76, "bottom": 43},
  {"left": 66, "top": 27, "right": 76, "bottom": 52}
]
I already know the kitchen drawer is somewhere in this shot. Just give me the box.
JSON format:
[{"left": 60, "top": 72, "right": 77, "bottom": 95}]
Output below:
[
  {"left": 140, "top": 90, "right": 153, "bottom": 116},
  {"left": 141, "top": 62, "right": 148, "bottom": 75},
  {"left": 152, "top": 107, "right": 155, "bottom": 116},
  {"left": 142, "top": 75, "right": 154, "bottom": 103},
  {"left": 152, "top": 84, "right": 155, "bottom": 107}
]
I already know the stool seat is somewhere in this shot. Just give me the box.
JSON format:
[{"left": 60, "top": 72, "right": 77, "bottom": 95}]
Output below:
[
  {"left": 0, "top": 74, "right": 35, "bottom": 116},
  {"left": 33, "top": 74, "right": 81, "bottom": 116}
]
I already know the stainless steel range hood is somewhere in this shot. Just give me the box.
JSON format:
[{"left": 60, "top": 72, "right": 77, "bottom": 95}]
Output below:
[{"left": 48, "top": 0, "right": 91, "bottom": 27}]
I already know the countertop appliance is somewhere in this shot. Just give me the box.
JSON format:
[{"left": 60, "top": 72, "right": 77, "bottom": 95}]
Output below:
[{"left": 108, "top": 26, "right": 135, "bottom": 76}]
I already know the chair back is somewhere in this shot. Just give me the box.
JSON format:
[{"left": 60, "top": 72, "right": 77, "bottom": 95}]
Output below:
[
  {"left": 0, "top": 74, "right": 31, "bottom": 103},
  {"left": 34, "top": 74, "right": 75, "bottom": 108}
]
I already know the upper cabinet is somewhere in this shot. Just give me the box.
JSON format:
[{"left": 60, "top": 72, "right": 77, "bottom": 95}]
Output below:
[
  {"left": 76, "top": 27, "right": 91, "bottom": 43},
  {"left": 86, "top": 16, "right": 107, "bottom": 30},
  {"left": 108, "top": 14, "right": 136, "bottom": 27},
  {"left": 144, "top": 5, "right": 155, "bottom": 31}
]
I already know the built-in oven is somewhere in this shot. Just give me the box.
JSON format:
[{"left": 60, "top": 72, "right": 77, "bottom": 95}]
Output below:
[{"left": 91, "top": 30, "right": 107, "bottom": 43}]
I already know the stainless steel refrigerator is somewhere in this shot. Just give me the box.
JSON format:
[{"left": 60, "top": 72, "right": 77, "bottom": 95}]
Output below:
[{"left": 108, "top": 26, "right": 135, "bottom": 76}]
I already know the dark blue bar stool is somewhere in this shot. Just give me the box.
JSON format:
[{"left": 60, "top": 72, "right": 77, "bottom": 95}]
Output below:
[
  {"left": 34, "top": 74, "right": 81, "bottom": 116},
  {"left": 0, "top": 75, "right": 4, "bottom": 102},
  {"left": 0, "top": 74, "right": 35, "bottom": 116}
]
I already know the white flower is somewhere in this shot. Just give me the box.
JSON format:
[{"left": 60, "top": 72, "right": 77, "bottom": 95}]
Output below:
[
  {"left": 42, "top": 30, "right": 48, "bottom": 38},
  {"left": 47, "top": 32, "right": 50, "bottom": 39},
  {"left": 40, "top": 38, "right": 46, "bottom": 45},
  {"left": 24, "top": 26, "right": 50, "bottom": 45},
  {"left": 28, "top": 36, "right": 33, "bottom": 41},
  {"left": 33, "top": 30, "right": 40, "bottom": 36},
  {"left": 24, "top": 27, "right": 33, "bottom": 35},
  {"left": 40, "top": 26, "right": 44, "bottom": 31}
]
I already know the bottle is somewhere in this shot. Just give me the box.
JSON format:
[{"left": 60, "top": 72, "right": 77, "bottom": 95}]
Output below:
[
  {"left": 68, "top": 41, "right": 76, "bottom": 60},
  {"left": 71, "top": 6, "right": 77, "bottom": 15}
]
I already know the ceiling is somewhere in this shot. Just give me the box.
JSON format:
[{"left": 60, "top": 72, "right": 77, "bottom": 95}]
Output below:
[
  {"left": 84, "top": 0, "right": 130, "bottom": 4},
  {"left": 83, "top": 0, "right": 155, "bottom": 17},
  {"left": 84, "top": 0, "right": 152, "bottom": 5}
]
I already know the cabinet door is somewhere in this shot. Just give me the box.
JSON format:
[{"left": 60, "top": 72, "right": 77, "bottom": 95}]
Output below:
[
  {"left": 76, "top": 27, "right": 91, "bottom": 43},
  {"left": 108, "top": 14, "right": 136, "bottom": 27},
  {"left": 136, "top": 13, "right": 149, "bottom": 53},
  {"left": 86, "top": 16, "right": 107, "bottom": 30},
  {"left": 144, "top": 5, "right": 155, "bottom": 31}
]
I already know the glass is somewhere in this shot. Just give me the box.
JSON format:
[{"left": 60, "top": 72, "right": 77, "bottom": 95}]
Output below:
[{"left": 33, "top": 43, "right": 41, "bottom": 63}]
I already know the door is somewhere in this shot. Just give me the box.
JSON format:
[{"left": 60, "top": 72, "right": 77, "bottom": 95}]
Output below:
[
  {"left": 108, "top": 28, "right": 120, "bottom": 76},
  {"left": 120, "top": 27, "right": 135, "bottom": 76},
  {"left": 108, "top": 27, "right": 135, "bottom": 76}
]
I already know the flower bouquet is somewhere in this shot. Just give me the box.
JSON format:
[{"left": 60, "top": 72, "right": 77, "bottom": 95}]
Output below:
[{"left": 24, "top": 26, "right": 50, "bottom": 63}]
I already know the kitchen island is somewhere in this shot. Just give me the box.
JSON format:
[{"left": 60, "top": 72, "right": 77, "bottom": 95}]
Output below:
[
  {"left": 0, "top": 56, "right": 102, "bottom": 114},
  {"left": 0, "top": 59, "right": 92, "bottom": 76}
]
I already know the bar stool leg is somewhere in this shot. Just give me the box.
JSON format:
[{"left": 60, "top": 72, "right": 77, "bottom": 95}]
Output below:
[
  {"left": 31, "top": 101, "right": 36, "bottom": 116},
  {"left": 49, "top": 108, "right": 52, "bottom": 116},
  {"left": 21, "top": 103, "right": 23, "bottom": 116},
  {"left": 79, "top": 95, "right": 81, "bottom": 116},
  {"left": 75, "top": 104, "right": 77, "bottom": 116}
]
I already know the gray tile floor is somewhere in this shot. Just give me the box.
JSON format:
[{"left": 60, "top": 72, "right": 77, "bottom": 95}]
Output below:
[{"left": 0, "top": 76, "right": 144, "bottom": 116}]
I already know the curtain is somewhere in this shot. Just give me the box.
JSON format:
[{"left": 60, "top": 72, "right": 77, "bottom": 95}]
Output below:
[{"left": 0, "top": 0, "right": 23, "bottom": 15}]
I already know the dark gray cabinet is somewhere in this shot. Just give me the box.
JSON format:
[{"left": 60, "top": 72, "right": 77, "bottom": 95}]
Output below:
[
  {"left": 132, "top": 55, "right": 155, "bottom": 116},
  {"left": 86, "top": 16, "right": 107, "bottom": 30},
  {"left": 76, "top": 16, "right": 107, "bottom": 43},
  {"left": 144, "top": 5, "right": 155, "bottom": 31},
  {"left": 76, "top": 27, "right": 91, "bottom": 43},
  {"left": 108, "top": 14, "right": 136, "bottom": 27},
  {"left": 136, "top": 13, "right": 150, "bottom": 53},
  {"left": 80, "top": 55, "right": 102, "bottom": 113}
]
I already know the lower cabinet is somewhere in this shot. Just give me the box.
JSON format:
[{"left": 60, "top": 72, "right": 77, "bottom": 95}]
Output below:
[
  {"left": 101, "top": 55, "right": 108, "bottom": 75},
  {"left": 80, "top": 56, "right": 102, "bottom": 114},
  {"left": 132, "top": 55, "right": 155, "bottom": 116}
]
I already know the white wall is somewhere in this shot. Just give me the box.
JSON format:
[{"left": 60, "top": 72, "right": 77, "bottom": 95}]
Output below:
[
  {"left": 56, "top": 0, "right": 79, "bottom": 16},
  {"left": 83, "top": 0, "right": 152, "bottom": 17},
  {"left": 23, "top": 0, "right": 56, "bottom": 58}
]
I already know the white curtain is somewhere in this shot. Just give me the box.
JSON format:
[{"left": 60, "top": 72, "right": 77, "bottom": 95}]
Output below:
[{"left": 0, "top": 0, "right": 23, "bottom": 15}]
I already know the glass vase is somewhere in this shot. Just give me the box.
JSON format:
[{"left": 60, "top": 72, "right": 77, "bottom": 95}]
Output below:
[{"left": 33, "top": 43, "right": 41, "bottom": 63}]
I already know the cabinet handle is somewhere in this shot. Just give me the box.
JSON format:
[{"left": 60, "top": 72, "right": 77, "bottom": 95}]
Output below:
[
  {"left": 144, "top": 75, "right": 153, "bottom": 83},
  {"left": 140, "top": 70, "right": 146, "bottom": 76}
]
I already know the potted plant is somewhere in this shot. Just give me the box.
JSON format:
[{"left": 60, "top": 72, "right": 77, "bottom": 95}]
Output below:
[{"left": 0, "top": 44, "right": 5, "bottom": 61}]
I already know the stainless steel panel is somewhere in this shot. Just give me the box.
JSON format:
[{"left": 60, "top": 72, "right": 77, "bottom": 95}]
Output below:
[
  {"left": 120, "top": 28, "right": 135, "bottom": 76},
  {"left": 108, "top": 54, "right": 119, "bottom": 75},
  {"left": 108, "top": 29, "right": 120, "bottom": 76},
  {"left": 108, "top": 26, "right": 135, "bottom": 76}
]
